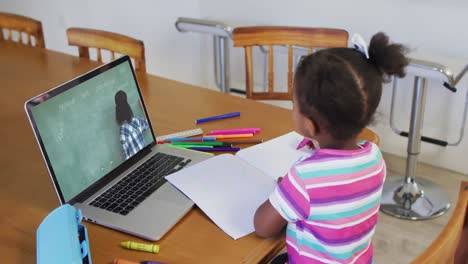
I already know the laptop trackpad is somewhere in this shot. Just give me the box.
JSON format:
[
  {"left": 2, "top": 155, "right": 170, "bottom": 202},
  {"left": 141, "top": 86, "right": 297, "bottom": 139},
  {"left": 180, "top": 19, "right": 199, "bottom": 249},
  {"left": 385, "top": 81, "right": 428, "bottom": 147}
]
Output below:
[{"left": 149, "top": 182, "right": 192, "bottom": 206}]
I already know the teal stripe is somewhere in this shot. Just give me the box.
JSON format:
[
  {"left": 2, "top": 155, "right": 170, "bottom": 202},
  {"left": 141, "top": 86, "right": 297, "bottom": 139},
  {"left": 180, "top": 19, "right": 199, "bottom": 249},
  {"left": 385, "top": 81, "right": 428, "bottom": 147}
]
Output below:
[
  {"left": 279, "top": 204, "right": 295, "bottom": 220},
  {"left": 286, "top": 228, "right": 370, "bottom": 259},
  {"left": 274, "top": 195, "right": 296, "bottom": 220},
  {"left": 300, "top": 151, "right": 382, "bottom": 179},
  {"left": 308, "top": 196, "right": 381, "bottom": 220}
]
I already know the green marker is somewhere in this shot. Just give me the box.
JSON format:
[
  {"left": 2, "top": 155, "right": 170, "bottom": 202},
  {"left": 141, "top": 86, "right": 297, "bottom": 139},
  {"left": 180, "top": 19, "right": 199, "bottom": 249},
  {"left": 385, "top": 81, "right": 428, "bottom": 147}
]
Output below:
[
  {"left": 170, "top": 144, "right": 214, "bottom": 149},
  {"left": 171, "top": 141, "right": 225, "bottom": 146}
]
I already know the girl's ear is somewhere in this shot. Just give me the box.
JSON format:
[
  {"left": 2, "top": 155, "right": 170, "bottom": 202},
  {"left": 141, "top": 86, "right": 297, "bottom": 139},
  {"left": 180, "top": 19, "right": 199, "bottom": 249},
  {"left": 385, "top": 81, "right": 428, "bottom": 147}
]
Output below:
[{"left": 304, "top": 117, "right": 317, "bottom": 137}]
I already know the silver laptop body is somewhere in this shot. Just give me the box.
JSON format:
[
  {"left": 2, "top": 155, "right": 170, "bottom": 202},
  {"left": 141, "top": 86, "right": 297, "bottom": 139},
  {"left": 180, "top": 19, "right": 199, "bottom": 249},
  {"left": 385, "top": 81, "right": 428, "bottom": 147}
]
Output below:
[{"left": 25, "top": 56, "right": 210, "bottom": 240}]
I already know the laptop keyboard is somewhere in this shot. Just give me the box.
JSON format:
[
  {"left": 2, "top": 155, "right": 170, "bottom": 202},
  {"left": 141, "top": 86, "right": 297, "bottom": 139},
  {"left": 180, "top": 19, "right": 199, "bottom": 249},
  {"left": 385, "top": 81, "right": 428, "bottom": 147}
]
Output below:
[{"left": 89, "top": 152, "right": 191, "bottom": 215}]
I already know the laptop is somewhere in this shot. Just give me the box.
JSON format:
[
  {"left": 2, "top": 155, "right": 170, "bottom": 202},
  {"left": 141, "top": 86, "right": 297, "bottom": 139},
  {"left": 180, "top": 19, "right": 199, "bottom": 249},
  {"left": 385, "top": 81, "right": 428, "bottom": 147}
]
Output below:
[{"left": 25, "top": 56, "right": 211, "bottom": 241}]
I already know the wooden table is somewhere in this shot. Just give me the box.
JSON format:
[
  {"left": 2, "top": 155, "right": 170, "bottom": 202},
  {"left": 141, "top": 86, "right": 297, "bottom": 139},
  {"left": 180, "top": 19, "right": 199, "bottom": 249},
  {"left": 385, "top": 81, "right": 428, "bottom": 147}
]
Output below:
[
  {"left": 0, "top": 42, "right": 376, "bottom": 263},
  {"left": 0, "top": 42, "right": 293, "bottom": 263}
]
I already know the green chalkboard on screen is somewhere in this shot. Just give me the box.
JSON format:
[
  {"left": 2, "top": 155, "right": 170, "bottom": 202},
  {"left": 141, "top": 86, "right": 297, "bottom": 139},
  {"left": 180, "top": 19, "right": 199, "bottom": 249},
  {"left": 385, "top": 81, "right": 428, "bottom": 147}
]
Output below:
[{"left": 32, "top": 61, "right": 153, "bottom": 201}]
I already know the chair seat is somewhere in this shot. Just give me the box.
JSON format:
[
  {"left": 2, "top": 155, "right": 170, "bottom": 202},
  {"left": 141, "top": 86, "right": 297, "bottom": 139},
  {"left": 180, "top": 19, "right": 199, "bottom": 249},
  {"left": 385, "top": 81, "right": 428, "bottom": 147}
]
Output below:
[{"left": 359, "top": 128, "right": 380, "bottom": 146}]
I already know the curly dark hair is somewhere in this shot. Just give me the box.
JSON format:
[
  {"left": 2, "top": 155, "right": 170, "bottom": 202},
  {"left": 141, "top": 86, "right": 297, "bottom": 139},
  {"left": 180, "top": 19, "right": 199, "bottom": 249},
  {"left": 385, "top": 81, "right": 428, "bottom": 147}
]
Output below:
[
  {"left": 115, "top": 90, "right": 134, "bottom": 125},
  {"left": 294, "top": 32, "right": 409, "bottom": 140}
]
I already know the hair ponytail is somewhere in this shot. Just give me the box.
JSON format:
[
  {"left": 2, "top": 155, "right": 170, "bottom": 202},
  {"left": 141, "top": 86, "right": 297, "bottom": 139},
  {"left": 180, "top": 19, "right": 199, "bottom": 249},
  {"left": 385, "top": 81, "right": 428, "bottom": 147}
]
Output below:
[{"left": 368, "top": 32, "right": 409, "bottom": 78}]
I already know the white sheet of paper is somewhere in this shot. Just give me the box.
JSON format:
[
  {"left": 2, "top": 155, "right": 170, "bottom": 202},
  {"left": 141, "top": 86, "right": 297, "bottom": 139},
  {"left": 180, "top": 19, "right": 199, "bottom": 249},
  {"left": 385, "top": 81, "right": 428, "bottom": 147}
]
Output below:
[
  {"left": 166, "top": 154, "right": 276, "bottom": 240},
  {"left": 236, "top": 131, "right": 313, "bottom": 180}
]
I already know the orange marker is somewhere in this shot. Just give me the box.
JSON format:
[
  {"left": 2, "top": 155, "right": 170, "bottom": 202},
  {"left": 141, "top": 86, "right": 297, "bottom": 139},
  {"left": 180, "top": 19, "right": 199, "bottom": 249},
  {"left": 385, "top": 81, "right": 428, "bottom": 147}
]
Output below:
[{"left": 113, "top": 259, "right": 139, "bottom": 264}]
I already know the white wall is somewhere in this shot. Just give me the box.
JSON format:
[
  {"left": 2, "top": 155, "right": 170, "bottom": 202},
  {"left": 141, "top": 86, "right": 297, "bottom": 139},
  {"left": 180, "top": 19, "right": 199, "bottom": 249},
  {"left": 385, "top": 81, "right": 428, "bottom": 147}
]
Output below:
[
  {"left": 197, "top": 0, "right": 468, "bottom": 175},
  {"left": 0, "top": 0, "right": 204, "bottom": 86},
  {"left": 1, "top": 0, "right": 467, "bottom": 175}
]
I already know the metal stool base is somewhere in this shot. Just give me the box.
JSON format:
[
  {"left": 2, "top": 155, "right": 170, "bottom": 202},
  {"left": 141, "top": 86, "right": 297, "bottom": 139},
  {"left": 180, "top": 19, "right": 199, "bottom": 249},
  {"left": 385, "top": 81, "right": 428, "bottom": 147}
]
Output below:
[{"left": 381, "top": 176, "right": 451, "bottom": 220}]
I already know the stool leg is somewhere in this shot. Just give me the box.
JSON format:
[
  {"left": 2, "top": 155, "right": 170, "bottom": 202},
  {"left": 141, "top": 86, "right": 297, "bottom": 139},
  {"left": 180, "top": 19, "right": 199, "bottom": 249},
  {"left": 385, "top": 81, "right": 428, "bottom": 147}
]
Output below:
[
  {"left": 381, "top": 77, "right": 451, "bottom": 220},
  {"left": 214, "top": 36, "right": 230, "bottom": 94}
]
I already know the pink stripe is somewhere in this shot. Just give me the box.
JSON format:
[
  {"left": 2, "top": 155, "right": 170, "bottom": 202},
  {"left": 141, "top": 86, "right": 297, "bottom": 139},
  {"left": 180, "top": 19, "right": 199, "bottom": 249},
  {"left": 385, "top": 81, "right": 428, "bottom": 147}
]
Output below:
[
  {"left": 318, "top": 141, "right": 372, "bottom": 156},
  {"left": 307, "top": 170, "right": 385, "bottom": 199},
  {"left": 287, "top": 245, "right": 323, "bottom": 264},
  {"left": 301, "top": 214, "right": 379, "bottom": 241},
  {"left": 303, "top": 158, "right": 384, "bottom": 186},
  {"left": 310, "top": 203, "right": 381, "bottom": 226},
  {"left": 310, "top": 187, "right": 382, "bottom": 207},
  {"left": 286, "top": 235, "right": 339, "bottom": 262},
  {"left": 300, "top": 145, "right": 373, "bottom": 166},
  {"left": 289, "top": 166, "right": 303, "bottom": 184},
  {"left": 286, "top": 235, "right": 373, "bottom": 263},
  {"left": 352, "top": 242, "right": 373, "bottom": 264},
  {"left": 280, "top": 169, "right": 310, "bottom": 216}
]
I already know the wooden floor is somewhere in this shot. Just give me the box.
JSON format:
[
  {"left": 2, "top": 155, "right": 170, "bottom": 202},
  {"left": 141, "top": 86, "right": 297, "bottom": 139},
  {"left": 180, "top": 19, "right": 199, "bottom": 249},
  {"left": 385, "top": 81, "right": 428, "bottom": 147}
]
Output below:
[{"left": 272, "top": 152, "right": 468, "bottom": 264}]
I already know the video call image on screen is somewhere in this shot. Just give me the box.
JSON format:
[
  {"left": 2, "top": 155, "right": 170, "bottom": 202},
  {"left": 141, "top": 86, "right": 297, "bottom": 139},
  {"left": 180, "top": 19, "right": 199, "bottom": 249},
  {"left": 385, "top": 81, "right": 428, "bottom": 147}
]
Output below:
[{"left": 32, "top": 61, "right": 154, "bottom": 202}]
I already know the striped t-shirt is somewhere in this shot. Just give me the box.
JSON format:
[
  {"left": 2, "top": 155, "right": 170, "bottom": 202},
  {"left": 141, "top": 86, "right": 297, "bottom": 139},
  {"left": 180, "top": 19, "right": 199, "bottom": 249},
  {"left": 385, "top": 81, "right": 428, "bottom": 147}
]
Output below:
[{"left": 269, "top": 141, "right": 386, "bottom": 264}]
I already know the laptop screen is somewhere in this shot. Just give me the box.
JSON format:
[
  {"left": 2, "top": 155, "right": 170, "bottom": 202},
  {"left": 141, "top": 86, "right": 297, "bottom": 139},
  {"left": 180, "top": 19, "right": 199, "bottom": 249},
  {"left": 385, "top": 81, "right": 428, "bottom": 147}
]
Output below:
[{"left": 27, "top": 57, "right": 155, "bottom": 202}]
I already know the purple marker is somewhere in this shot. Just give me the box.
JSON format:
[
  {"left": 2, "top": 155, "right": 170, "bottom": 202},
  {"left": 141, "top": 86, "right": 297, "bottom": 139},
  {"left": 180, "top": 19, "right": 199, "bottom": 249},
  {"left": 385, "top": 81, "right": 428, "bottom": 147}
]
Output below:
[
  {"left": 188, "top": 147, "right": 240, "bottom": 152},
  {"left": 195, "top": 112, "right": 240, "bottom": 124}
]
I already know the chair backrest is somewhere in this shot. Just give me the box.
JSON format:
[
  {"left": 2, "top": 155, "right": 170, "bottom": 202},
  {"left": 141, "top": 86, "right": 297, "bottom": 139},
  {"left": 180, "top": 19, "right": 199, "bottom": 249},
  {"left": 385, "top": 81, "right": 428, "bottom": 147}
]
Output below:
[
  {"left": 66, "top": 27, "right": 146, "bottom": 72},
  {"left": 232, "top": 26, "right": 348, "bottom": 100},
  {"left": 0, "top": 12, "right": 45, "bottom": 48},
  {"left": 412, "top": 181, "right": 468, "bottom": 264}
]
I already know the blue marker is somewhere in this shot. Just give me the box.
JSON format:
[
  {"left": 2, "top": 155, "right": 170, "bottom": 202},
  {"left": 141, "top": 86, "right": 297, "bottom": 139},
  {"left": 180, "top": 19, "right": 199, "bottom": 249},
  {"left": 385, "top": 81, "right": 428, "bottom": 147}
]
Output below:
[{"left": 195, "top": 112, "right": 240, "bottom": 124}]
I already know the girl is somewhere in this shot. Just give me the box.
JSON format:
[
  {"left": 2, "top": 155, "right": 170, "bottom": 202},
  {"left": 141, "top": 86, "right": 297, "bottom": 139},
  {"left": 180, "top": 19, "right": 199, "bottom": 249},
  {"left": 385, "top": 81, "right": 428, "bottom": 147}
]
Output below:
[
  {"left": 115, "top": 90, "right": 149, "bottom": 160},
  {"left": 254, "top": 32, "right": 408, "bottom": 263}
]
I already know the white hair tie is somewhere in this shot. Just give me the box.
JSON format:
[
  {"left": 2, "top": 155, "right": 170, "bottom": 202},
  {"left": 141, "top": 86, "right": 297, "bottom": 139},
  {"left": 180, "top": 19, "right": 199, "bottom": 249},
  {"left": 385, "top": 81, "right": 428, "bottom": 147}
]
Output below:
[{"left": 351, "top": 33, "right": 369, "bottom": 59}]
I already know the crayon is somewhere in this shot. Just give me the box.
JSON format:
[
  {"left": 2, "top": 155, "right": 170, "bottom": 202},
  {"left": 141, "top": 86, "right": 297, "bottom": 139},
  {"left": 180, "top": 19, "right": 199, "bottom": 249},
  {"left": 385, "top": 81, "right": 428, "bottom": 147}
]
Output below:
[{"left": 120, "top": 241, "right": 160, "bottom": 253}]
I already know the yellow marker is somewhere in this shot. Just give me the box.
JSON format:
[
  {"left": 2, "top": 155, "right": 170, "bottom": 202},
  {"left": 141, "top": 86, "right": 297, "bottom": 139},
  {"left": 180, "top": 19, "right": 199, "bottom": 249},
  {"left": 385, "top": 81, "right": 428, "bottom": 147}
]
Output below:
[{"left": 120, "top": 241, "right": 160, "bottom": 253}]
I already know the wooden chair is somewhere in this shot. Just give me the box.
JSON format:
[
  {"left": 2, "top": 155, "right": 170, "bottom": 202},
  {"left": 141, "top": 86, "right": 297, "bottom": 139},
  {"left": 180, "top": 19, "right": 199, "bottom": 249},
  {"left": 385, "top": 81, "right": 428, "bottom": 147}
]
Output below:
[
  {"left": 0, "top": 12, "right": 45, "bottom": 48},
  {"left": 66, "top": 27, "right": 146, "bottom": 72},
  {"left": 232, "top": 26, "right": 348, "bottom": 100},
  {"left": 412, "top": 181, "right": 468, "bottom": 264}
]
